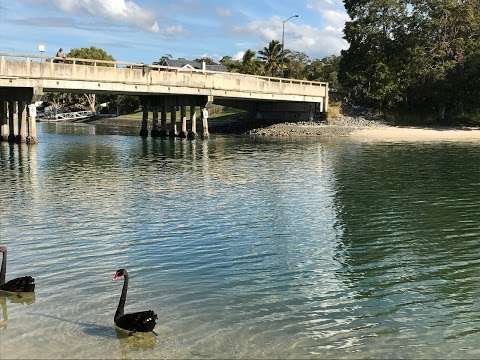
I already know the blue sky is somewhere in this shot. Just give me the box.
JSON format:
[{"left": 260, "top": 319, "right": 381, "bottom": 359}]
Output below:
[{"left": 0, "top": 0, "right": 349, "bottom": 63}]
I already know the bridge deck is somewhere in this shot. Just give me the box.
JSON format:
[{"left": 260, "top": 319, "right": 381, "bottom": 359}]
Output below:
[{"left": 0, "top": 54, "right": 328, "bottom": 106}]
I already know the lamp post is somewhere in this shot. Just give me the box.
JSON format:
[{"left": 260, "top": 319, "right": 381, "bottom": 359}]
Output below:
[
  {"left": 38, "top": 44, "right": 46, "bottom": 61},
  {"left": 281, "top": 14, "right": 299, "bottom": 77}
]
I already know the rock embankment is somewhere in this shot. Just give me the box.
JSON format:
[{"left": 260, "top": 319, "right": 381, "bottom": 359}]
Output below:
[{"left": 248, "top": 116, "right": 385, "bottom": 137}]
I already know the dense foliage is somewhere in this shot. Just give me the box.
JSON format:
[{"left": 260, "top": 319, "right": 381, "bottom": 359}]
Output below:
[
  {"left": 339, "top": 0, "right": 480, "bottom": 122},
  {"left": 220, "top": 41, "right": 340, "bottom": 87}
]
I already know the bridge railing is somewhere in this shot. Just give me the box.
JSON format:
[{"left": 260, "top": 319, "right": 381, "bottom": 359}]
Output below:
[{"left": 0, "top": 52, "right": 328, "bottom": 88}]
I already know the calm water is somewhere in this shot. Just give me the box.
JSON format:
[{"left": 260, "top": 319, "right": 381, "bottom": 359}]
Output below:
[{"left": 1, "top": 123, "right": 480, "bottom": 359}]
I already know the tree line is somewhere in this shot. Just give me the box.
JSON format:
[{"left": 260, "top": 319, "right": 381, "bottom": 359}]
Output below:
[
  {"left": 340, "top": 0, "right": 480, "bottom": 123},
  {"left": 218, "top": 40, "right": 341, "bottom": 90}
]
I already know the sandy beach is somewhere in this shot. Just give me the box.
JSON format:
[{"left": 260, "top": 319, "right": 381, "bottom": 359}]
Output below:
[{"left": 350, "top": 126, "right": 480, "bottom": 142}]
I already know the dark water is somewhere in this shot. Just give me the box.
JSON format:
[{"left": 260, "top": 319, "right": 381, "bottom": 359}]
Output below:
[{"left": 1, "top": 123, "right": 480, "bottom": 358}]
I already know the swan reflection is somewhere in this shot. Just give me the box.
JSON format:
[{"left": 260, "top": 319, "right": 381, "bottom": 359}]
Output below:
[
  {"left": 115, "top": 328, "right": 157, "bottom": 353},
  {"left": 0, "top": 292, "right": 36, "bottom": 329}
]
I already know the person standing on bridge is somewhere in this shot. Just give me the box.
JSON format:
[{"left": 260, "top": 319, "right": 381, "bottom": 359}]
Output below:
[{"left": 55, "top": 48, "right": 66, "bottom": 63}]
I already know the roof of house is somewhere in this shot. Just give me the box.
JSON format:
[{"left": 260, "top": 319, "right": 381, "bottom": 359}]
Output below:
[
  {"left": 163, "top": 58, "right": 202, "bottom": 68},
  {"left": 206, "top": 64, "right": 228, "bottom": 72},
  {"left": 156, "top": 58, "right": 227, "bottom": 72}
]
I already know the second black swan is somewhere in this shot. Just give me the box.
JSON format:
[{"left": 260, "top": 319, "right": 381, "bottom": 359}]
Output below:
[
  {"left": 113, "top": 269, "right": 157, "bottom": 334},
  {"left": 0, "top": 246, "right": 35, "bottom": 293}
]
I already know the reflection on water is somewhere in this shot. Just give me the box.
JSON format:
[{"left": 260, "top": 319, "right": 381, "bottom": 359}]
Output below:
[
  {"left": 0, "top": 297, "right": 7, "bottom": 328},
  {"left": 0, "top": 292, "right": 36, "bottom": 330},
  {"left": 2, "top": 123, "right": 480, "bottom": 358}
]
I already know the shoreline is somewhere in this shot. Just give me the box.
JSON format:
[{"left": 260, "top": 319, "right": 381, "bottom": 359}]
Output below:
[
  {"left": 84, "top": 115, "right": 480, "bottom": 142},
  {"left": 249, "top": 116, "right": 480, "bottom": 142}
]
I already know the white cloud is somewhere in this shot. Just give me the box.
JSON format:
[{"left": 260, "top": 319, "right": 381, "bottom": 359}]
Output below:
[
  {"left": 307, "top": 0, "right": 350, "bottom": 32},
  {"left": 233, "top": 51, "right": 245, "bottom": 60},
  {"left": 323, "top": 10, "right": 350, "bottom": 31},
  {"left": 51, "top": 0, "right": 160, "bottom": 33},
  {"left": 163, "top": 25, "right": 187, "bottom": 37},
  {"left": 236, "top": 16, "right": 348, "bottom": 57}
]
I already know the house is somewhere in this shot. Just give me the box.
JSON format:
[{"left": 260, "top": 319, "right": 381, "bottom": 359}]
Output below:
[{"left": 155, "top": 58, "right": 227, "bottom": 72}]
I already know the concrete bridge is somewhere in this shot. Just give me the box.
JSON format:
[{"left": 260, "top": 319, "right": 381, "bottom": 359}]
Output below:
[{"left": 0, "top": 53, "right": 329, "bottom": 143}]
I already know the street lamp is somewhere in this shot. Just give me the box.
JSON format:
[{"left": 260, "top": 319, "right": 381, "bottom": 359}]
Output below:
[
  {"left": 38, "top": 44, "right": 46, "bottom": 60},
  {"left": 281, "top": 14, "right": 299, "bottom": 77}
]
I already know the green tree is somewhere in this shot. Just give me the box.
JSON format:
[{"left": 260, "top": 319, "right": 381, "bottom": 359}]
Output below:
[
  {"left": 220, "top": 56, "right": 240, "bottom": 72},
  {"left": 44, "top": 47, "right": 117, "bottom": 113},
  {"left": 67, "top": 47, "right": 116, "bottom": 112},
  {"left": 67, "top": 46, "right": 115, "bottom": 64},
  {"left": 340, "top": 0, "right": 410, "bottom": 110},
  {"left": 340, "top": 0, "right": 480, "bottom": 122},
  {"left": 258, "top": 40, "right": 285, "bottom": 76},
  {"left": 240, "top": 49, "right": 262, "bottom": 75},
  {"left": 283, "top": 51, "right": 310, "bottom": 79}
]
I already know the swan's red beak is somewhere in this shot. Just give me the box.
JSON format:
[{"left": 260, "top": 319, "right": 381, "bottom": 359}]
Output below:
[{"left": 113, "top": 274, "right": 121, "bottom": 281}]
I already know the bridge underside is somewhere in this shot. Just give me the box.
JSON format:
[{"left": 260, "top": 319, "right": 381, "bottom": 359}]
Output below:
[{"left": 0, "top": 86, "right": 326, "bottom": 143}]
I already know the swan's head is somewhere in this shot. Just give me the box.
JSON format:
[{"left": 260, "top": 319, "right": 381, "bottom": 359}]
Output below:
[
  {"left": 113, "top": 269, "right": 127, "bottom": 281},
  {"left": 0, "top": 246, "right": 6, "bottom": 253}
]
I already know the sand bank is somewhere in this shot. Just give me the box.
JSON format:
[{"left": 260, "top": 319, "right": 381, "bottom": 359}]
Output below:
[{"left": 350, "top": 126, "right": 480, "bottom": 142}]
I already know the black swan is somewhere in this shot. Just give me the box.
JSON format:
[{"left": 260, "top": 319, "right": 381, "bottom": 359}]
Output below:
[
  {"left": 113, "top": 269, "right": 157, "bottom": 334},
  {"left": 0, "top": 246, "right": 35, "bottom": 293}
]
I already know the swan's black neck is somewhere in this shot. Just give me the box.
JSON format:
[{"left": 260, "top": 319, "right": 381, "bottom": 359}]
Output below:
[
  {"left": 0, "top": 249, "right": 6, "bottom": 285},
  {"left": 115, "top": 272, "right": 128, "bottom": 320}
]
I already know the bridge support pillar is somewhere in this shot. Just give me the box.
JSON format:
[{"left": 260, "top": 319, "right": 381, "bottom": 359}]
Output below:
[
  {"left": 16, "top": 102, "right": 27, "bottom": 143},
  {"left": 27, "top": 103, "right": 38, "bottom": 144},
  {"left": 7, "top": 101, "right": 16, "bottom": 143},
  {"left": 151, "top": 108, "right": 160, "bottom": 137},
  {"left": 160, "top": 107, "right": 168, "bottom": 137},
  {"left": 202, "top": 110, "right": 209, "bottom": 139},
  {"left": 169, "top": 107, "right": 177, "bottom": 137},
  {"left": 188, "top": 105, "right": 197, "bottom": 139},
  {"left": 179, "top": 106, "right": 187, "bottom": 138},
  {"left": 140, "top": 107, "right": 149, "bottom": 138},
  {"left": 0, "top": 101, "right": 8, "bottom": 142}
]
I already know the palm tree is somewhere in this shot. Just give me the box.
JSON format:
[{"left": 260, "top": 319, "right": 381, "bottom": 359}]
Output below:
[
  {"left": 258, "top": 40, "right": 285, "bottom": 76},
  {"left": 241, "top": 49, "right": 261, "bottom": 75}
]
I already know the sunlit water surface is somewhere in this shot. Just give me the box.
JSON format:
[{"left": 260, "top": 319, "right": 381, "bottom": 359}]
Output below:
[{"left": 1, "top": 123, "right": 480, "bottom": 359}]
